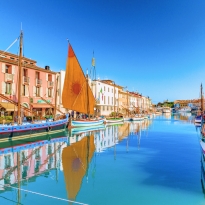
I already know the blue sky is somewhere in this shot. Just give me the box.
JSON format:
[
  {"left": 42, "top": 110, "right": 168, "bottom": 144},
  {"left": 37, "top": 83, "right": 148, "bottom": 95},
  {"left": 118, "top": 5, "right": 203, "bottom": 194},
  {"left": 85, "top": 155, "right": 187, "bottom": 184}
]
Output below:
[{"left": 1, "top": 0, "right": 205, "bottom": 104}]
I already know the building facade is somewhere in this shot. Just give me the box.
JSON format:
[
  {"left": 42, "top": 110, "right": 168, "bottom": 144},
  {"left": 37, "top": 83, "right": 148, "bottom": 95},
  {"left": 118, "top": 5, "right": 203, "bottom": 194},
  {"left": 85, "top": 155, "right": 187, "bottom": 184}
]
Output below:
[{"left": 0, "top": 51, "right": 57, "bottom": 119}]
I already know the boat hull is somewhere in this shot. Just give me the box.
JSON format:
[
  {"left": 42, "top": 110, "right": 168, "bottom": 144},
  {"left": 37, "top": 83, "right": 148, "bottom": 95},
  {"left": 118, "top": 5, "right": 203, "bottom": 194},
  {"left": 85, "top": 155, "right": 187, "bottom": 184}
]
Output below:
[
  {"left": 130, "top": 117, "right": 144, "bottom": 121},
  {"left": 0, "top": 118, "right": 68, "bottom": 141},
  {"left": 71, "top": 119, "right": 104, "bottom": 127},
  {"left": 105, "top": 118, "right": 124, "bottom": 124}
]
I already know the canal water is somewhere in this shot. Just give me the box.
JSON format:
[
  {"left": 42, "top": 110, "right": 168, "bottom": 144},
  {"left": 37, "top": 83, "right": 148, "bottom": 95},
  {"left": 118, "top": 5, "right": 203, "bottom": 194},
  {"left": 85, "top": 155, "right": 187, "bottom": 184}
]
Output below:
[{"left": 0, "top": 113, "right": 204, "bottom": 205}]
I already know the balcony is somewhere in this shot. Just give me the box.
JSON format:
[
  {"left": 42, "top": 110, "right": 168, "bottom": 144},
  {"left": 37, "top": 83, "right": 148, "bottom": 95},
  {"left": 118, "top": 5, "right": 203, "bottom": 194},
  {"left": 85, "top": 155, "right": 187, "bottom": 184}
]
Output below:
[
  {"left": 36, "top": 79, "right": 42, "bottom": 86},
  {"left": 23, "top": 76, "right": 30, "bottom": 84},
  {"left": 47, "top": 81, "right": 54, "bottom": 87},
  {"left": 4, "top": 73, "right": 14, "bottom": 82}
]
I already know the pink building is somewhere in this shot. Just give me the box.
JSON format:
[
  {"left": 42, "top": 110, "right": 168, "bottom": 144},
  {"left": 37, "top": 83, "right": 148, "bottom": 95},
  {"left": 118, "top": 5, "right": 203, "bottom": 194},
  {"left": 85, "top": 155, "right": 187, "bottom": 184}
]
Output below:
[{"left": 0, "top": 50, "right": 57, "bottom": 118}]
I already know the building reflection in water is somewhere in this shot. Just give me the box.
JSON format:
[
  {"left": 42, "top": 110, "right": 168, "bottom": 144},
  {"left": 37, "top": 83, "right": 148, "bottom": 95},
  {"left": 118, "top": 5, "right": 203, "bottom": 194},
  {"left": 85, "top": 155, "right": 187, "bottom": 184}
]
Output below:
[
  {"left": 0, "top": 119, "right": 153, "bottom": 204},
  {"left": 173, "top": 112, "right": 195, "bottom": 123}
]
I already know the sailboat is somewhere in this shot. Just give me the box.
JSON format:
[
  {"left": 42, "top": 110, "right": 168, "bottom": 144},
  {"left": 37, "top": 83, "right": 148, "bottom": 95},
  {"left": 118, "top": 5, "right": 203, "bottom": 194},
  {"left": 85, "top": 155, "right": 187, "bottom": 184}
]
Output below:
[
  {"left": 195, "top": 84, "right": 203, "bottom": 125},
  {"left": 62, "top": 43, "right": 104, "bottom": 127},
  {"left": 0, "top": 30, "right": 68, "bottom": 140},
  {"left": 62, "top": 135, "right": 95, "bottom": 203}
]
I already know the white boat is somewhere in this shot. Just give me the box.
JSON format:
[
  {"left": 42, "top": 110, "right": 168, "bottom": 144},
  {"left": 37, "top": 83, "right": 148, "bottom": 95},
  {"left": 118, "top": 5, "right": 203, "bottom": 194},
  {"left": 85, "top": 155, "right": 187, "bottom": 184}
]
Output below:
[
  {"left": 123, "top": 117, "right": 131, "bottom": 121},
  {"left": 105, "top": 118, "right": 124, "bottom": 124},
  {"left": 71, "top": 119, "right": 104, "bottom": 127},
  {"left": 71, "top": 124, "right": 106, "bottom": 135},
  {"left": 130, "top": 116, "right": 144, "bottom": 121},
  {"left": 162, "top": 107, "right": 171, "bottom": 113},
  {"left": 177, "top": 107, "right": 191, "bottom": 112}
]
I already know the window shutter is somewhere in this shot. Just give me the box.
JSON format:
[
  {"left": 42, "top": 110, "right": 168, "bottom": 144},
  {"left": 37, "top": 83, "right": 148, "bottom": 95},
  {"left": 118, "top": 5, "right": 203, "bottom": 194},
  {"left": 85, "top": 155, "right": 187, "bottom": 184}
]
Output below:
[
  {"left": 33, "top": 86, "right": 36, "bottom": 97},
  {"left": 2, "top": 82, "right": 5, "bottom": 94},
  {"left": 46, "top": 88, "right": 48, "bottom": 97},
  {"left": 26, "top": 85, "right": 29, "bottom": 96},
  {"left": 12, "top": 83, "right": 15, "bottom": 95},
  {"left": 46, "top": 73, "right": 48, "bottom": 81},
  {"left": 52, "top": 88, "right": 55, "bottom": 97},
  {"left": 12, "top": 65, "right": 15, "bottom": 74},
  {"left": 22, "top": 85, "right": 24, "bottom": 96},
  {"left": 40, "top": 87, "right": 43, "bottom": 97},
  {"left": 2, "top": 63, "right": 5, "bottom": 73}
]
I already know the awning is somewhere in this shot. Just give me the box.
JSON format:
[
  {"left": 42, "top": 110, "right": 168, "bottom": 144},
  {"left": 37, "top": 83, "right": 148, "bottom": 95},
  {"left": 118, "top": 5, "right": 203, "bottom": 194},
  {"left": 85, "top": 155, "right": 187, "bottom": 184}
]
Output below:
[
  {"left": 0, "top": 102, "right": 17, "bottom": 111},
  {"left": 30, "top": 103, "right": 55, "bottom": 109}
]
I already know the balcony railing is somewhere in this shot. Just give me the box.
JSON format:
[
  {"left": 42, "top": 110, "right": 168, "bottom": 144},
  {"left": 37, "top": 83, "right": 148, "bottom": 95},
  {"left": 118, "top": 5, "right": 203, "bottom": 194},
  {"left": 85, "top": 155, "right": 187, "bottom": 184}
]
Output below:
[
  {"left": 23, "top": 76, "right": 30, "bottom": 84},
  {"left": 4, "top": 73, "right": 14, "bottom": 82},
  {"left": 47, "top": 81, "right": 54, "bottom": 87},
  {"left": 36, "top": 79, "right": 42, "bottom": 86}
]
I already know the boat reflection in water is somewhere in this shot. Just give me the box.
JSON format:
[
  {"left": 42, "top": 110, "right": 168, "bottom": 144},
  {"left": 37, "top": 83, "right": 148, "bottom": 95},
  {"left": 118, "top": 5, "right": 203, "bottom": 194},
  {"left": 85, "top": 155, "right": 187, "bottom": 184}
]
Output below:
[
  {"left": 201, "top": 146, "right": 205, "bottom": 195},
  {"left": 0, "top": 130, "right": 68, "bottom": 203},
  {"left": 0, "top": 120, "right": 153, "bottom": 204},
  {"left": 62, "top": 135, "right": 95, "bottom": 203}
]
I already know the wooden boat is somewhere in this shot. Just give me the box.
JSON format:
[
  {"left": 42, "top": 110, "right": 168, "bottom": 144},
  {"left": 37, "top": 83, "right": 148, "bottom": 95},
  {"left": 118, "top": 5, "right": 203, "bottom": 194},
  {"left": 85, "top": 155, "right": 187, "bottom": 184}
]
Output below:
[
  {"left": 0, "top": 31, "right": 68, "bottom": 140},
  {"left": 71, "top": 124, "right": 106, "bottom": 135},
  {"left": 62, "top": 43, "right": 104, "bottom": 127},
  {"left": 162, "top": 107, "right": 171, "bottom": 113},
  {"left": 105, "top": 118, "right": 124, "bottom": 124},
  {"left": 130, "top": 115, "right": 144, "bottom": 121}
]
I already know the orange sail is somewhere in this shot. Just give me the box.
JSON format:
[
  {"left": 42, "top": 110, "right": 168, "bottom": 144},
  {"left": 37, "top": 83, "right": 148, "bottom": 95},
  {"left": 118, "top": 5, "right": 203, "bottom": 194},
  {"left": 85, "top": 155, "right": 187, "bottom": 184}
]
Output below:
[
  {"left": 62, "top": 44, "right": 95, "bottom": 114},
  {"left": 62, "top": 135, "right": 95, "bottom": 202}
]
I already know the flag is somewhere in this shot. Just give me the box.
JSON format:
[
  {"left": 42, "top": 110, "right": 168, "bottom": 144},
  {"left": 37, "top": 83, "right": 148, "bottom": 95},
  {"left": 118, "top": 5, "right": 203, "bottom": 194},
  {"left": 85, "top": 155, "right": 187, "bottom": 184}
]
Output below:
[
  {"left": 92, "top": 57, "right": 95, "bottom": 67},
  {"left": 100, "top": 88, "right": 102, "bottom": 93}
]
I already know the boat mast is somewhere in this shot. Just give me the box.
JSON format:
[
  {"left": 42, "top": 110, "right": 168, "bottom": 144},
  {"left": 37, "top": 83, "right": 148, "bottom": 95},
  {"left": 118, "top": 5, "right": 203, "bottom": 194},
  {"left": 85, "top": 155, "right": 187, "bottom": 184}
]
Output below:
[
  {"left": 54, "top": 74, "right": 59, "bottom": 121},
  {"left": 86, "top": 69, "right": 90, "bottom": 119},
  {"left": 201, "top": 83, "right": 204, "bottom": 115},
  {"left": 17, "top": 31, "right": 23, "bottom": 125},
  {"left": 127, "top": 90, "right": 128, "bottom": 116},
  {"left": 114, "top": 82, "right": 116, "bottom": 118}
]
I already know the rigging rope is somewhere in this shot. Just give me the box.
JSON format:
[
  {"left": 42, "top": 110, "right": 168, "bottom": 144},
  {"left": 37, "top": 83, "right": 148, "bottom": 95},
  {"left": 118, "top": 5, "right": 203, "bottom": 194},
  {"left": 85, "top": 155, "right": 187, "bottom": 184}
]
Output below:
[
  {"left": 0, "top": 184, "right": 89, "bottom": 205},
  {"left": 0, "top": 37, "right": 19, "bottom": 57}
]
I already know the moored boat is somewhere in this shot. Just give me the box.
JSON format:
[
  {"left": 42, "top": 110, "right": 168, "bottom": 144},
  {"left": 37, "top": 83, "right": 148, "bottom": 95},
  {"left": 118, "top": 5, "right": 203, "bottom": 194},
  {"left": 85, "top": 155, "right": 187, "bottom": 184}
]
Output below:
[
  {"left": 62, "top": 43, "right": 104, "bottom": 128},
  {"left": 0, "top": 31, "right": 68, "bottom": 140},
  {"left": 105, "top": 118, "right": 124, "bottom": 124}
]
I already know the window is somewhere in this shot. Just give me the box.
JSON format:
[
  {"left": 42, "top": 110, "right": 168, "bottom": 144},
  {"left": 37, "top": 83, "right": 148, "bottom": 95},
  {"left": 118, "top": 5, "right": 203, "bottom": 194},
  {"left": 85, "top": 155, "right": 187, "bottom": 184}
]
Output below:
[
  {"left": 22, "top": 85, "right": 26, "bottom": 96},
  {"left": 36, "top": 71, "right": 40, "bottom": 79},
  {"left": 108, "top": 87, "right": 109, "bottom": 92},
  {"left": 23, "top": 68, "right": 28, "bottom": 77},
  {"left": 5, "top": 83, "right": 12, "bottom": 94},
  {"left": 104, "top": 96, "right": 106, "bottom": 104},
  {"left": 5, "top": 65, "right": 12, "bottom": 74},
  {"left": 104, "top": 86, "right": 105, "bottom": 91},
  {"left": 107, "top": 106, "right": 109, "bottom": 111},
  {"left": 36, "top": 87, "right": 40, "bottom": 97},
  {"left": 48, "top": 88, "right": 52, "bottom": 97},
  {"left": 103, "top": 106, "right": 105, "bottom": 111},
  {"left": 108, "top": 96, "right": 109, "bottom": 104},
  {"left": 48, "top": 74, "right": 52, "bottom": 81}
]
